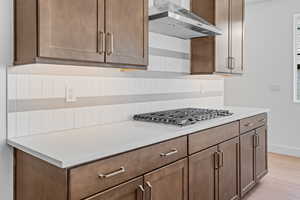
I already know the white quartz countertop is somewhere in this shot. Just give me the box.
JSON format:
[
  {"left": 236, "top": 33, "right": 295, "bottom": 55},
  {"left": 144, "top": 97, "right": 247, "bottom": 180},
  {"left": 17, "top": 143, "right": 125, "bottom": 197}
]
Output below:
[{"left": 7, "top": 106, "right": 269, "bottom": 168}]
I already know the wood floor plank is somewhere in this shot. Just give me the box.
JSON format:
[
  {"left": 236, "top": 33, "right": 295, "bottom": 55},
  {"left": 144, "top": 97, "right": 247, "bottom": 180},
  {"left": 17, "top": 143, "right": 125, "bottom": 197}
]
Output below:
[{"left": 244, "top": 153, "right": 300, "bottom": 200}]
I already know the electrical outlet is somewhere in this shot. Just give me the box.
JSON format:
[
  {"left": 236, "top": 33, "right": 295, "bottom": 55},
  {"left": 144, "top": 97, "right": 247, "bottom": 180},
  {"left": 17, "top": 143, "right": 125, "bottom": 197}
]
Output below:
[{"left": 65, "top": 86, "right": 77, "bottom": 102}]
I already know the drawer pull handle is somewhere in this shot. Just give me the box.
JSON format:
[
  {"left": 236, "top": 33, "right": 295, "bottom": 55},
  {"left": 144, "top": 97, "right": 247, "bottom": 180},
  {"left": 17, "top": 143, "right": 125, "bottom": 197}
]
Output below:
[
  {"left": 137, "top": 185, "right": 145, "bottom": 200},
  {"left": 98, "top": 31, "right": 105, "bottom": 54},
  {"left": 219, "top": 151, "right": 224, "bottom": 168},
  {"left": 214, "top": 152, "right": 220, "bottom": 169},
  {"left": 244, "top": 122, "right": 254, "bottom": 127},
  {"left": 98, "top": 167, "right": 125, "bottom": 179},
  {"left": 146, "top": 181, "right": 153, "bottom": 200},
  {"left": 160, "top": 148, "right": 178, "bottom": 157}
]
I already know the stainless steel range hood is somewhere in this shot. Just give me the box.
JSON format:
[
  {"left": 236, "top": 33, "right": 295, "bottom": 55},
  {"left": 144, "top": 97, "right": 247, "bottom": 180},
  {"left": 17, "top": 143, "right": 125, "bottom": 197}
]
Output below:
[{"left": 149, "top": 0, "right": 222, "bottom": 39}]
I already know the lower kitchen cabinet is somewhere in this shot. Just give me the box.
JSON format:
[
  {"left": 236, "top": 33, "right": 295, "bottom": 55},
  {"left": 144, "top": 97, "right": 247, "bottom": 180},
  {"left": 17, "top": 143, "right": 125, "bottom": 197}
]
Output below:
[
  {"left": 240, "top": 130, "right": 256, "bottom": 196},
  {"left": 240, "top": 125, "right": 268, "bottom": 197},
  {"left": 189, "top": 137, "right": 239, "bottom": 200},
  {"left": 255, "top": 126, "right": 268, "bottom": 180},
  {"left": 144, "top": 159, "right": 188, "bottom": 200},
  {"left": 86, "top": 177, "right": 144, "bottom": 200},
  {"left": 189, "top": 146, "right": 218, "bottom": 200},
  {"left": 13, "top": 114, "right": 268, "bottom": 200},
  {"left": 218, "top": 137, "right": 240, "bottom": 200}
]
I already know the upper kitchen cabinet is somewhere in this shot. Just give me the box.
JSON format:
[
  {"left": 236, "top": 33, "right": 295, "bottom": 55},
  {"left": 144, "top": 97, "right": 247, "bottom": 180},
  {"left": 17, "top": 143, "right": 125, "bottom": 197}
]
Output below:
[
  {"left": 14, "top": 0, "right": 148, "bottom": 68},
  {"left": 191, "top": 0, "right": 245, "bottom": 74},
  {"left": 105, "top": 0, "right": 148, "bottom": 65}
]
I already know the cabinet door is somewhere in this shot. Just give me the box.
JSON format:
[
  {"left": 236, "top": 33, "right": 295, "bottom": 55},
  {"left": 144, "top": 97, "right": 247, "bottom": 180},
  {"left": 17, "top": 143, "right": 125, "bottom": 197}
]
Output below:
[
  {"left": 86, "top": 177, "right": 144, "bottom": 200},
  {"left": 39, "top": 0, "right": 105, "bottom": 62},
  {"left": 105, "top": 0, "right": 148, "bottom": 66},
  {"left": 240, "top": 131, "right": 256, "bottom": 197},
  {"left": 255, "top": 126, "right": 268, "bottom": 180},
  {"left": 218, "top": 137, "right": 240, "bottom": 200},
  {"left": 189, "top": 146, "right": 218, "bottom": 200},
  {"left": 230, "top": 0, "right": 244, "bottom": 73},
  {"left": 144, "top": 159, "right": 188, "bottom": 200},
  {"left": 215, "top": 0, "right": 230, "bottom": 73}
]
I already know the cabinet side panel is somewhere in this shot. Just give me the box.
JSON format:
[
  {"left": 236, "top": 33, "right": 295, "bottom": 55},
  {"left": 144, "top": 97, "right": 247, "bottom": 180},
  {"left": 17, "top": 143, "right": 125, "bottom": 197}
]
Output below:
[
  {"left": 14, "top": 0, "right": 37, "bottom": 64},
  {"left": 15, "top": 149, "right": 68, "bottom": 200}
]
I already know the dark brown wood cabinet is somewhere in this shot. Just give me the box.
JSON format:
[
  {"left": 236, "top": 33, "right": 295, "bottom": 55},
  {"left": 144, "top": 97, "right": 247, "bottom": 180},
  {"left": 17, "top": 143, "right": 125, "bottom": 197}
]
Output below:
[
  {"left": 240, "top": 125, "right": 268, "bottom": 197},
  {"left": 38, "top": 0, "right": 104, "bottom": 63},
  {"left": 14, "top": 114, "right": 268, "bottom": 200},
  {"left": 144, "top": 159, "right": 188, "bottom": 200},
  {"left": 255, "top": 126, "right": 268, "bottom": 180},
  {"left": 218, "top": 137, "right": 240, "bottom": 200},
  {"left": 191, "top": 0, "right": 244, "bottom": 74},
  {"left": 189, "top": 137, "right": 239, "bottom": 200},
  {"left": 105, "top": 0, "right": 148, "bottom": 65},
  {"left": 14, "top": 0, "right": 148, "bottom": 68},
  {"left": 86, "top": 177, "right": 144, "bottom": 200},
  {"left": 240, "top": 130, "right": 256, "bottom": 197},
  {"left": 189, "top": 146, "right": 218, "bottom": 200}
]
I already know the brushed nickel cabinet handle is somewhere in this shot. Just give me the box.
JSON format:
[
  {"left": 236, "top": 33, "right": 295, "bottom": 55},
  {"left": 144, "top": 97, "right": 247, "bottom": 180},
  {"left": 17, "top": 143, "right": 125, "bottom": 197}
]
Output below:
[
  {"left": 106, "top": 32, "right": 114, "bottom": 55},
  {"left": 145, "top": 181, "right": 152, "bottom": 200},
  {"left": 228, "top": 57, "right": 236, "bottom": 70},
  {"left": 160, "top": 148, "right": 178, "bottom": 157},
  {"left": 111, "top": 33, "right": 114, "bottom": 54},
  {"left": 253, "top": 134, "right": 260, "bottom": 147},
  {"left": 98, "top": 31, "right": 105, "bottom": 54},
  {"left": 137, "top": 185, "right": 145, "bottom": 200},
  {"left": 214, "top": 152, "right": 220, "bottom": 169},
  {"left": 257, "top": 135, "right": 260, "bottom": 146},
  {"left": 219, "top": 151, "right": 224, "bottom": 168},
  {"left": 253, "top": 134, "right": 257, "bottom": 148},
  {"left": 98, "top": 167, "right": 125, "bottom": 179}
]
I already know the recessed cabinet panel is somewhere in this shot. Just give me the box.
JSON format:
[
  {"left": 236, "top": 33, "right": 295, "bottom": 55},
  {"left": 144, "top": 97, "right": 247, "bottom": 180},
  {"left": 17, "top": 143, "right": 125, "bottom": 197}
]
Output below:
[
  {"left": 189, "top": 146, "right": 218, "bottom": 200},
  {"left": 215, "top": 0, "right": 230, "bottom": 74},
  {"left": 230, "top": 0, "right": 244, "bottom": 73},
  {"left": 240, "top": 131, "right": 256, "bottom": 197},
  {"left": 144, "top": 159, "right": 188, "bottom": 200},
  {"left": 105, "top": 0, "right": 148, "bottom": 65},
  {"left": 39, "top": 0, "right": 105, "bottom": 62},
  {"left": 86, "top": 177, "right": 144, "bottom": 200},
  {"left": 255, "top": 126, "right": 268, "bottom": 180},
  {"left": 218, "top": 137, "right": 239, "bottom": 200}
]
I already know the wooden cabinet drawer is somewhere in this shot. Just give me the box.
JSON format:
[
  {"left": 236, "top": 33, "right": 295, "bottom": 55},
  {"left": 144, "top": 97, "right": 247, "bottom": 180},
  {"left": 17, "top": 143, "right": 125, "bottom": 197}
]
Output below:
[
  {"left": 240, "top": 113, "right": 267, "bottom": 134},
  {"left": 69, "top": 136, "right": 187, "bottom": 200},
  {"left": 188, "top": 122, "right": 239, "bottom": 155}
]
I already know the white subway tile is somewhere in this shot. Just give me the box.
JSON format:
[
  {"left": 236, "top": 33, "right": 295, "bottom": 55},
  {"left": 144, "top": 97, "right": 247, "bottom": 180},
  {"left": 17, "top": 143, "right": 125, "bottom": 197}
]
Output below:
[
  {"left": 29, "top": 111, "right": 47, "bottom": 135},
  {"left": 42, "top": 76, "right": 54, "bottom": 98},
  {"left": 53, "top": 76, "right": 66, "bottom": 98},
  {"left": 16, "top": 112, "right": 30, "bottom": 137},
  {"left": 7, "top": 113, "right": 17, "bottom": 138},
  {"left": 8, "top": 74, "right": 17, "bottom": 100},
  {"left": 16, "top": 74, "right": 30, "bottom": 99},
  {"left": 29, "top": 75, "right": 44, "bottom": 99}
]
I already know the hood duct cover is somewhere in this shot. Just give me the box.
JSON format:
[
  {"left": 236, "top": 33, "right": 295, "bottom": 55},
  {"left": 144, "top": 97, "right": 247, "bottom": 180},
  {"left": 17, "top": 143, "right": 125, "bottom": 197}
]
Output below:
[{"left": 149, "top": 0, "right": 222, "bottom": 39}]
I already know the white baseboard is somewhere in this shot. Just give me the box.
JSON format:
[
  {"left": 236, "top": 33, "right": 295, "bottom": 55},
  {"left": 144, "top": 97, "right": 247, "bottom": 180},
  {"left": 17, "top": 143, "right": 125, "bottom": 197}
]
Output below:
[{"left": 269, "top": 144, "right": 300, "bottom": 158}]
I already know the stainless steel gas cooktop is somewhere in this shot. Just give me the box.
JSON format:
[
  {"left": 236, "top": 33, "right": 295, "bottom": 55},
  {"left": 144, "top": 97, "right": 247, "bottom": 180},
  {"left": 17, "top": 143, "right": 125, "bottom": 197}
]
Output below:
[{"left": 133, "top": 108, "right": 233, "bottom": 126}]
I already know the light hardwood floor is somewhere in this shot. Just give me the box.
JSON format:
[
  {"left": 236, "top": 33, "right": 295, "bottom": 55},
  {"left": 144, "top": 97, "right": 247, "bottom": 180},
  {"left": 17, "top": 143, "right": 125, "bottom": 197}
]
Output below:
[{"left": 244, "top": 153, "right": 300, "bottom": 200}]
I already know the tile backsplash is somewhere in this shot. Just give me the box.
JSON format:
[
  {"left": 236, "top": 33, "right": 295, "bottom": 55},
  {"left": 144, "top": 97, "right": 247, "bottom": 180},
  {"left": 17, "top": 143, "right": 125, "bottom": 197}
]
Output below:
[{"left": 7, "top": 15, "right": 224, "bottom": 138}]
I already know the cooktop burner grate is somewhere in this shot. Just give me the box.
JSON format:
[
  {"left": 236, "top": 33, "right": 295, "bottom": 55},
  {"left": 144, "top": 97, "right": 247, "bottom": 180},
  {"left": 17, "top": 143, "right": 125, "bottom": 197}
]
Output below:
[{"left": 133, "top": 108, "right": 233, "bottom": 126}]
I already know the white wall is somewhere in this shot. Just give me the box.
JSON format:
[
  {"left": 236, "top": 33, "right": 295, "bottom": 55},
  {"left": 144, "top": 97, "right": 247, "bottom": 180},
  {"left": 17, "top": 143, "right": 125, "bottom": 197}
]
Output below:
[
  {"left": 0, "top": 0, "right": 13, "bottom": 199},
  {"left": 0, "top": 0, "right": 13, "bottom": 65},
  {"left": 0, "top": 65, "right": 13, "bottom": 200},
  {"left": 225, "top": 0, "right": 300, "bottom": 157}
]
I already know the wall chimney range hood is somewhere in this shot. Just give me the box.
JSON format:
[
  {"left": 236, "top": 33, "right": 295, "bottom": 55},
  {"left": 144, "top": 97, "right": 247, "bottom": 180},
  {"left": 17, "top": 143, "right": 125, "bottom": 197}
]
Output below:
[{"left": 149, "top": 0, "right": 222, "bottom": 39}]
